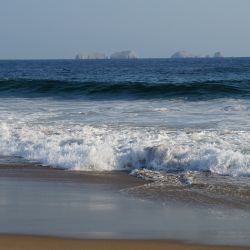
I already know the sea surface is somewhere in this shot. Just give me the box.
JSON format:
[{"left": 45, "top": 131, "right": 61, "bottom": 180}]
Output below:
[{"left": 0, "top": 58, "right": 250, "bottom": 199}]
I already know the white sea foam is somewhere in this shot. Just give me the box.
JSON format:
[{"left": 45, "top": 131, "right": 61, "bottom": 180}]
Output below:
[
  {"left": 1, "top": 120, "right": 250, "bottom": 177},
  {"left": 0, "top": 97, "right": 250, "bottom": 177}
]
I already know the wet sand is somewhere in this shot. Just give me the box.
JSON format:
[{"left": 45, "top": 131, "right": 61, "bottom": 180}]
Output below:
[
  {"left": 0, "top": 235, "right": 250, "bottom": 250},
  {"left": 0, "top": 163, "right": 147, "bottom": 188},
  {"left": 0, "top": 163, "right": 250, "bottom": 247}
]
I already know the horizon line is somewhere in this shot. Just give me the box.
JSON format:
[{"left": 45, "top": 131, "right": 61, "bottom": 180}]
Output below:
[{"left": 1, "top": 56, "right": 250, "bottom": 60}]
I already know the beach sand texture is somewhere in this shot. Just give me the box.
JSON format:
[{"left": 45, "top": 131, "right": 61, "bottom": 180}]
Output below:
[{"left": 0, "top": 236, "right": 250, "bottom": 250}]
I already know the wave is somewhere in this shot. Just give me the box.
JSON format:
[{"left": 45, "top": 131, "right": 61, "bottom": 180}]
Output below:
[
  {"left": 1, "top": 122, "right": 250, "bottom": 177},
  {"left": 0, "top": 79, "right": 250, "bottom": 99}
]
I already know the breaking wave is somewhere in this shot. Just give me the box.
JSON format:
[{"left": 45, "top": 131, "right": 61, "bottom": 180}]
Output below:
[
  {"left": 0, "top": 79, "right": 250, "bottom": 99},
  {"left": 1, "top": 123, "right": 250, "bottom": 177}
]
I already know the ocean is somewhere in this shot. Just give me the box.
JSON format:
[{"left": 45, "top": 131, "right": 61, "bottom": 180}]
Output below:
[
  {"left": 0, "top": 58, "right": 250, "bottom": 195},
  {"left": 1, "top": 58, "right": 250, "bottom": 245}
]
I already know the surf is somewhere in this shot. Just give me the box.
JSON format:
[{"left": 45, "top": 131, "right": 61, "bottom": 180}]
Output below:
[{"left": 1, "top": 122, "right": 250, "bottom": 177}]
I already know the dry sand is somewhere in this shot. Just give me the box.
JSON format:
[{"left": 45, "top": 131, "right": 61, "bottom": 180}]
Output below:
[{"left": 0, "top": 235, "right": 249, "bottom": 250}]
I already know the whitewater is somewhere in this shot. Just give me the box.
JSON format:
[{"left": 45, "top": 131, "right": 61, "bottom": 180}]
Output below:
[
  {"left": 0, "top": 59, "right": 250, "bottom": 180},
  {"left": 0, "top": 97, "right": 250, "bottom": 178}
]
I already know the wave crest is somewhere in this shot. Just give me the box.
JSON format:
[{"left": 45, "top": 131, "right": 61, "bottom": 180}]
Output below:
[
  {"left": 1, "top": 123, "right": 250, "bottom": 177},
  {"left": 0, "top": 79, "right": 250, "bottom": 99}
]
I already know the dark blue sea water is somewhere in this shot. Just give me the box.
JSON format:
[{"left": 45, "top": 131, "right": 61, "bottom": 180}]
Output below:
[
  {"left": 0, "top": 58, "right": 250, "bottom": 177},
  {"left": 1, "top": 58, "right": 250, "bottom": 100}
]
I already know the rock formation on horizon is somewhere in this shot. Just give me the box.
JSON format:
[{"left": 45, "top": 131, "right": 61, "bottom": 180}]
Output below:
[
  {"left": 110, "top": 50, "right": 138, "bottom": 59},
  {"left": 171, "top": 51, "right": 197, "bottom": 59},
  {"left": 171, "top": 51, "right": 224, "bottom": 59},
  {"left": 75, "top": 52, "right": 107, "bottom": 60},
  {"left": 213, "top": 51, "right": 223, "bottom": 58}
]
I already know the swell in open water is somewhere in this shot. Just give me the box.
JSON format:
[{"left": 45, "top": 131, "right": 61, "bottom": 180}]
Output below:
[{"left": 0, "top": 78, "right": 250, "bottom": 99}]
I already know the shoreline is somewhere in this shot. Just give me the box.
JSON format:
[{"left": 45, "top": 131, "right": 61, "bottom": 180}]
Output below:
[
  {"left": 0, "top": 235, "right": 250, "bottom": 250},
  {"left": 0, "top": 162, "right": 147, "bottom": 187},
  {"left": 1, "top": 163, "right": 250, "bottom": 247}
]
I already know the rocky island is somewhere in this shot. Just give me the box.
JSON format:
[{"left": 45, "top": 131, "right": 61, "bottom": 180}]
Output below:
[
  {"left": 213, "top": 51, "right": 223, "bottom": 58},
  {"left": 110, "top": 50, "right": 138, "bottom": 59},
  {"left": 171, "top": 51, "right": 196, "bottom": 59},
  {"left": 75, "top": 50, "right": 138, "bottom": 60},
  {"left": 75, "top": 52, "right": 107, "bottom": 60},
  {"left": 171, "top": 50, "right": 224, "bottom": 59}
]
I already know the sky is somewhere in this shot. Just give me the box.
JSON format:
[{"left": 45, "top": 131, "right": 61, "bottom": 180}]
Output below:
[{"left": 0, "top": 0, "right": 250, "bottom": 59}]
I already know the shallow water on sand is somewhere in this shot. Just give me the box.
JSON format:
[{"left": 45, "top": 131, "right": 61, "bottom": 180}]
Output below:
[{"left": 0, "top": 166, "right": 250, "bottom": 246}]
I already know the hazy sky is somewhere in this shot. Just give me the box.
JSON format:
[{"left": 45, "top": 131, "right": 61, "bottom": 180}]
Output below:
[{"left": 0, "top": 0, "right": 250, "bottom": 59}]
